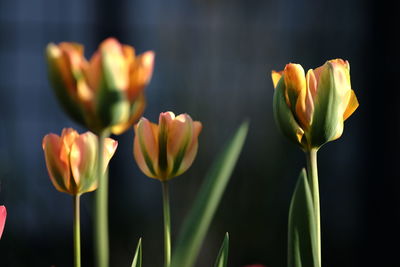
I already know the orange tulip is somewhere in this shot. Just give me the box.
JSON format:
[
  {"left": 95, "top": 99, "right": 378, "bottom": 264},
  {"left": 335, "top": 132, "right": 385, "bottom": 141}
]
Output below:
[
  {"left": 42, "top": 128, "right": 117, "bottom": 195},
  {"left": 272, "top": 59, "right": 359, "bottom": 148},
  {"left": 134, "top": 112, "right": 202, "bottom": 181},
  {"left": 46, "top": 38, "right": 155, "bottom": 135},
  {"left": 0, "top": 205, "right": 6, "bottom": 239}
]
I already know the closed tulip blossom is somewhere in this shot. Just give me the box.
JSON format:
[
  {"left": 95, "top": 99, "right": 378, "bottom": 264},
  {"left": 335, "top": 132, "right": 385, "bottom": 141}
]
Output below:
[
  {"left": 134, "top": 111, "right": 202, "bottom": 181},
  {"left": 0, "top": 205, "right": 6, "bottom": 239},
  {"left": 272, "top": 59, "right": 359, "bottom": 149},
  {"left": 42, "top": 128, "right": 117, "bottom": 196},
  {"left": 46, "top": 38, "right": 155, "bottom": 135}
]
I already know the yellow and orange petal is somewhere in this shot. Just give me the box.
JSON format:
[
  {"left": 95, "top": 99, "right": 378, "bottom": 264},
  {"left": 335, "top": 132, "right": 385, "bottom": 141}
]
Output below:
[
  {"left": 176, "top": 121, "right": 202, "bottom": 176},
  {"left": 69, "top": 132, "right": 98, "bottom": 189},
  {"left": 134, "top": 118, "right": 159, "bottom": 178},
  {"left": 43, "top": 128, "right": 117, "bottom": 195},
  {"left": 102, "top": 138, "right": 118, "bottom": 173},
  {"left": 128, "top": 51, "right": 155, "bottom": 101},
  {"left": 100, "top": 38, "right": 130, "bottom": 90},
  {"left": 271, "top": 70, "right": 283, "bottom": 88},
  {"left": 167, "top": 114, "right": 194, "bottom": 157},
  {"left": 133, "top": 112, "right": 201, "bottom": 181},
  {"left": 43, "top": 133, "right": 71, "bottom": 193}
]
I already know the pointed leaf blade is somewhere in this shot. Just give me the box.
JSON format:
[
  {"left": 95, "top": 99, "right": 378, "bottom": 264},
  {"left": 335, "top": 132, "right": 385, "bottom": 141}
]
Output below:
[
  {"left": 214, "top": 233, "right": 229, "bottom": 267},
  {"left": 131, "top": 238, "right": 142, "bottom": 267},
  {"left": 288, "top": 169, "right": 319, "bottom": 267},
  {"left": 171, "top": 121, "right": 249, "bottom": 267}
]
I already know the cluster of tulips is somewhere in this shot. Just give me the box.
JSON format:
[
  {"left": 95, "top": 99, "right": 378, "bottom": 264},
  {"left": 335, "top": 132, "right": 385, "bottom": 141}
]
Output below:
[{"left": 0, "top": 37, "right": 358, "bottom": 267}]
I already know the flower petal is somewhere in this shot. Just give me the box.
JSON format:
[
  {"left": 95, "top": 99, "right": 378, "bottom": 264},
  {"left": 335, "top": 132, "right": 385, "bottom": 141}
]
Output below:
[
  {"left": 329, "top": 59, "right": 351, "bottom": 96},
  {"left": 128, "top": 51, "right": 155, "bottom": 101},
  {"left": 174, "top": 121, "right": 202, "bottom": 177},
  {"left": 284, "top": 64, "right": 309, "bottom": 129},
  {"left": 167, "top": 114, "right": 193, "bottom": 156},
  {"left": 309, "top": 61, "right": 349, "bottom": 147},
  {"left": 42, "top": 133, "right": 71, "bottom": 194},
  {"left": 158, "top": 112, "right": 175, "bottom": 176},
  {"left": 273, "top": 77, "right": 305, "bottom": 145},
  {"left": 110, "top": 93, "right": 146, "bottom": 135},
  {"left": 0, "top": 206, "right": 6, "bottom": 239},
  {"left": 47, "top": 43, "right": 77, "bottom": 96},
  {"left": 166, "top": 114, "right": 195, "bottom": 178},
  {"left": 134, "top": 118, "right": 159, "bottom": 178},
  {"left": 100, "top": 37, "right": 130, "bottom": 90},
  {"left": 85, "top": 50, "right": 102, "bottom": 93},
  {"left": 271, "top": 70, "right": 283, "bottom": 88},
  {"left": 70, "top": 132, "right": 98, "bottom": 194},
  {"left": 46, "top": 43, "right": 86, "bottom": 125},
  {"left": 284, "top": 64, "right": 306, "bottom": 107},
  {"left": 343, "top": 89, "right": 359, "bottom": 121},
  {"left": 102, "top": 137, "right": 118, "bottom": 174},
  {"left": 60, "top": 128, "right": 79, "bottom": 166}
]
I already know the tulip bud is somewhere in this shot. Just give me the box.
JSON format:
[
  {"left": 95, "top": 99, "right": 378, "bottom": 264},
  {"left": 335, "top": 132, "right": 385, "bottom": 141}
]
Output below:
[
  {"left": 271, "top": 59, "right": 359, "bottom": 149},
  {"left": 46, "top": 38, "right": 155, "bottom": 135},
  {"left": 0, "top": 205, "right": 6, "bottom": 239},
  {"left": 133, "top": 112, "right": 202, "bottom": 181},
  {"left": 42, "top": 128, "right": 118, "bottom": 195}
]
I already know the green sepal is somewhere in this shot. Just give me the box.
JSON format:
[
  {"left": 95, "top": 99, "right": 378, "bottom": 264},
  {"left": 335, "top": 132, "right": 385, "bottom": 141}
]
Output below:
[
  {"left": 46, "top": 46, "right": 86, "bottom": 126},
  {"left": 214, "top": 233, "right": 229, "bottom": 267},
  {"left": 288, "top": 169, "right": 319, "bottom": 267},
  {"left": 308, "top": 62, "right": 344, "bottom": 148},
  {"left": 96, "top": 50, "right": 130, "bottom": 129},
  {"left": 171, "top": 121, "right": 249, "bottom": 267},
  {"left": 131, "top": 238, "right": 142, "bottom": 267},
  {"left": 273, "top": 77, "right": 304, "bottom": 146}
]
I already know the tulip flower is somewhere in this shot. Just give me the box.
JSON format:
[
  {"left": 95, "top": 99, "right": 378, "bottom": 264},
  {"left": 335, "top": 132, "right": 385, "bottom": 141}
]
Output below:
[
  {"left": 271, "top": 59, "right": 359, "bottom": 267},
  {"left": 133, "top": 111, "right": 201, "bottom": 267},
  {"left": 42, "top": 128, "right": 117, "bottom": 196},
  {"left": 46, "top": 38, "right": 155, "bottom": 135},
  {"left": 134, "top": 111, "right": 202, "bottom": 181},
  {"left": 43, "top": 128, "right": 117, "bottom": 267},
  {"left": 0, "top": 205, "right": 6, "bottom": 239},
  {"left": 271, "top": 59, "right": 358, "bottom": 149}
]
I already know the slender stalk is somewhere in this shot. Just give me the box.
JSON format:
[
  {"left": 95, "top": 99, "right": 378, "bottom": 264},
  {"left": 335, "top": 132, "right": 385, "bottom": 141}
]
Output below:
[
  {"left": 73, "top": 194, "right": 81, "bottom": 267},
  {"left": 162, "top": 181, "right": 171, "bottom": 267},
  {"left": 305, "top": 148, "right": 321, "bottom": 265},
  {"left": 94, "top": 131, "right": 109, "bottom": 267}
]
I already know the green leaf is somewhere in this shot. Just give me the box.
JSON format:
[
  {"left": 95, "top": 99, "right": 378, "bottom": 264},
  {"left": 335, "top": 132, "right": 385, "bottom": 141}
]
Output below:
[
  {"left": 131, "top": 238, "right": 142, "bottom": 267},
  {"left": 171, "top": 121, "right": 249, "bottom": 267},
  {"left": 214, "top": 233, "right": 229, "bottom": 267},
  {"left": 288, "top": 169, "right": 319, "bottom": 267}
]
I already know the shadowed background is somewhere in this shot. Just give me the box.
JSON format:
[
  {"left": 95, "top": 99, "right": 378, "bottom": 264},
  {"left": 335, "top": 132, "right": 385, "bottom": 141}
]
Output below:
[{"left": 0, "top": 0, "right": 398, "bottom": 266}]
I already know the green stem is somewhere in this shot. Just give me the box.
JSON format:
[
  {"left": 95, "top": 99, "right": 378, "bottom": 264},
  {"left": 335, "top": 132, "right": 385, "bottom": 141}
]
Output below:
[
  {"left": 73, "top": 194, "right": 81, "bottom": 267},
  {"left": 305, "top": 148, "right": 321, "bottom": 266},
  {"left": 94, "top": 131, "right": 110, "bottom": 267},
  {"left": 162, "top": 181, "right": 171, "bottom": 267}
]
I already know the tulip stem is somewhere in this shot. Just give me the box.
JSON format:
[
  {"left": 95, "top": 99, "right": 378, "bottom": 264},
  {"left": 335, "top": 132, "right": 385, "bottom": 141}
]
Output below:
[
  {"left": 306, "top": 148, "right": 321, "bottom": 266},
  {"left": 161, "top": 181, "right": 171, "bottom": 267},
  {"left": 73, "top": 194, "right": 81, "bottom": 267},
  {"left": 94, "top": 131, "right": 110, "bottom": 267}
]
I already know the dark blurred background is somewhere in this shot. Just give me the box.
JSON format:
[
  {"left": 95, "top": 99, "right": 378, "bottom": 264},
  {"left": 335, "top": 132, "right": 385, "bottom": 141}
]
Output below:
[{"left": 1, "top": 0, "right": 399, "bottom": 266}]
